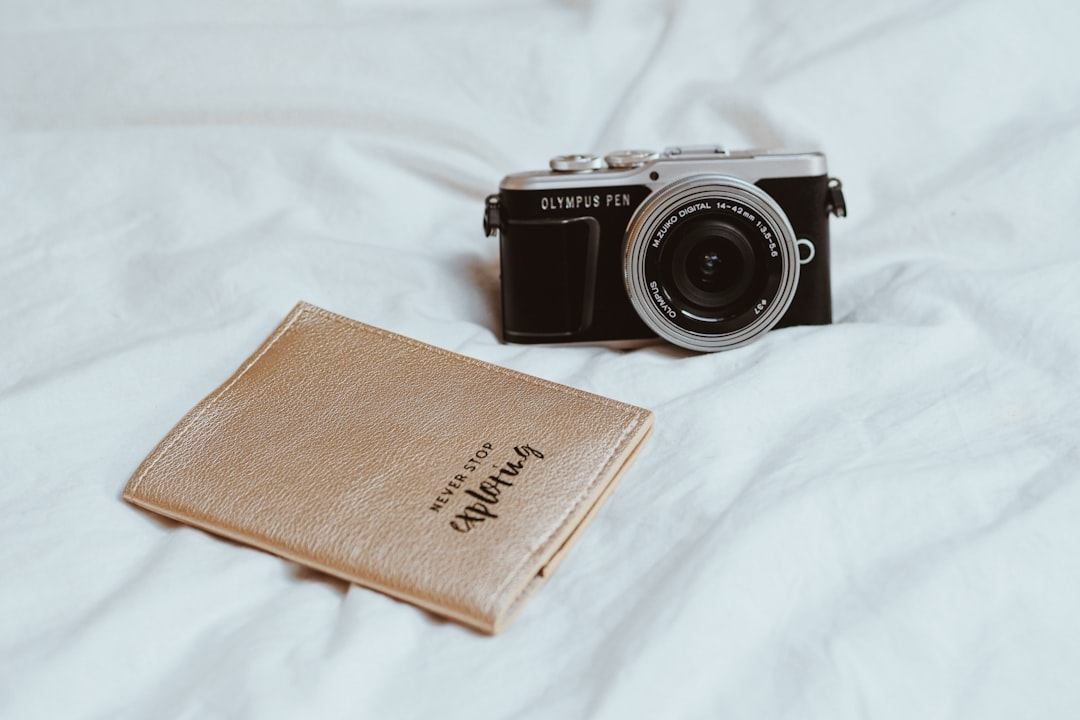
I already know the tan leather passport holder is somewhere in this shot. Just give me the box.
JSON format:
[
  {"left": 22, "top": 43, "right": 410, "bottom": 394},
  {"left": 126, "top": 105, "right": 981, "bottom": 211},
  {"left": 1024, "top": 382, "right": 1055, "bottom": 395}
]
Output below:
[{"left": 123, "top": 302, "right": 653, "bottom": 634}]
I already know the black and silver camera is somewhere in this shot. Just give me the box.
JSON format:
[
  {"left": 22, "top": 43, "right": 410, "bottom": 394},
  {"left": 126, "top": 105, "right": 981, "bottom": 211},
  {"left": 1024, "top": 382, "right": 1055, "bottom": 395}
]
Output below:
[{"left": 483, "top": 146, "right": 846, "bottom": 351}]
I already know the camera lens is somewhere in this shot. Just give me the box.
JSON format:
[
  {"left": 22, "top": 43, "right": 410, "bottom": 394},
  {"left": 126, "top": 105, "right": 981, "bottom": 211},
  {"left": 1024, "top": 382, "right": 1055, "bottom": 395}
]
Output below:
[
  {"left": 667, "top": 220, "right": 755, "bottom": 312},
  {"left": 623, "top": 175, "right": 799, "bottom": 352}
]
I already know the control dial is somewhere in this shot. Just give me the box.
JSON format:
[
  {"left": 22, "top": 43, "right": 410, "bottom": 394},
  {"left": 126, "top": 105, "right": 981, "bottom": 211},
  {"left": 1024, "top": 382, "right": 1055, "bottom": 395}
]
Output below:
[{"left": 549, "top": 154, "right": 604, "bottom": 172}]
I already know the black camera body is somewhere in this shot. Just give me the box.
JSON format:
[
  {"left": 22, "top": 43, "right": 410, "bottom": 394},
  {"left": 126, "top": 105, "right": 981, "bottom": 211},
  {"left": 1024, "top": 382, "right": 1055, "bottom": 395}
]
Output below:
[{"left": 484, "top": 146, "right": 846, "bottom": 352}]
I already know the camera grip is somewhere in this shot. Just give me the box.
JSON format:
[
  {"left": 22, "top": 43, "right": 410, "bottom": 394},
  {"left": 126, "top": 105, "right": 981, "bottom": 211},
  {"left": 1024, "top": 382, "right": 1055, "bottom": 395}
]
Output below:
[{"left": 499, "top": 217, "right": 600, "bottom": 341}]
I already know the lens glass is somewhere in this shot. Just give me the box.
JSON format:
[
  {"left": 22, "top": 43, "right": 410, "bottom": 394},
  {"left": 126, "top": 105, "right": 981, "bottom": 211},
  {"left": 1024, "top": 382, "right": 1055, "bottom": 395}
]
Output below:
[
  {"left": 658, "top": 214, "right": 768, "bottom": 323},
  {"left": 687, "top": 242, "right": 736, "bottom": 293},
  {"left": 666, "top": 219, "right": 757, "bottom": 315}
]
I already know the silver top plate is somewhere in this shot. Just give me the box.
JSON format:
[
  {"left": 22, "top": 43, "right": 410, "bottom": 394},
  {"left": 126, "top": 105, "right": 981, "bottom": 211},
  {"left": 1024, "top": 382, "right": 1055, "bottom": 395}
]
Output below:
[{"left": 503, "top": 148, "right": 828, "bottom": 192}]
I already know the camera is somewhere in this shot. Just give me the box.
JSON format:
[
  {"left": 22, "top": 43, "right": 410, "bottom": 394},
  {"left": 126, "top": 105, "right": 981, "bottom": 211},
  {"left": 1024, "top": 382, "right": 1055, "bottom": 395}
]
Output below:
[{"left": 483, "top": 146, "right": 846, "bottom": 352}]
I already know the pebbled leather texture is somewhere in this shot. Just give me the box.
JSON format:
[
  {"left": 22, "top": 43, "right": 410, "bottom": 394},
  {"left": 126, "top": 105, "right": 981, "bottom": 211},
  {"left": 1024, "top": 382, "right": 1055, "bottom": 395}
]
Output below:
[{"left": 123, "top": 302, "right": 654, "bottom": 634}]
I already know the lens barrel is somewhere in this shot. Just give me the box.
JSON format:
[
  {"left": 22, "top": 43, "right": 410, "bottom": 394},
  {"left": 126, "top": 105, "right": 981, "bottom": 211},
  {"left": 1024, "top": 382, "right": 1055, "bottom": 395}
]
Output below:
[{"left": 623, "top": 175, "right": 799, "bottom": 351}]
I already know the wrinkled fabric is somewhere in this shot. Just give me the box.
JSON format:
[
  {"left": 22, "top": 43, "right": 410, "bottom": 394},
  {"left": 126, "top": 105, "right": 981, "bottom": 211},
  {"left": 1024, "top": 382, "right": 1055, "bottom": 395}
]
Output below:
[{"left": 2, "top": 1, "right": 1079, "bottom": 718}]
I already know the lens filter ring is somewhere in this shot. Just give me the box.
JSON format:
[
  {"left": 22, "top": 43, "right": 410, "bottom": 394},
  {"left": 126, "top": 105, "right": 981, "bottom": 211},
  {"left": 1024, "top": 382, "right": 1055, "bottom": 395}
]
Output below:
[{"left": 623, "top": 175, "right": 800, "bottom": 352}]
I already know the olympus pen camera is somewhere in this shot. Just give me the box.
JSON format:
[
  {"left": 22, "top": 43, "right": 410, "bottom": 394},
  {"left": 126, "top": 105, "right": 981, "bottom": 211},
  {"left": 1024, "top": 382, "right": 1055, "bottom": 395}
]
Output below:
[{"left": 483, "top": 146, "right": 847, "bottom": 351}]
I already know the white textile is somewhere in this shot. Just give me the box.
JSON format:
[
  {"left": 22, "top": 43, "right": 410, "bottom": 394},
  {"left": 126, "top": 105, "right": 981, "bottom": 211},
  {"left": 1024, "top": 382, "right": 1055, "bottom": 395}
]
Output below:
[{"left": 2, "top": 1, "right": 1079, "bottom": 717}]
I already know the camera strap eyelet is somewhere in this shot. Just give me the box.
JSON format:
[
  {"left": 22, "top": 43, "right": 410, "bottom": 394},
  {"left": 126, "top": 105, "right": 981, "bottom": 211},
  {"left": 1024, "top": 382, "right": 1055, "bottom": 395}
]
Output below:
[
  {"left": 484, "top": 194, "right": 501, "bottom": 237},
  {"left": 826, "top": 178, "right": 847, "bottom": 218}
]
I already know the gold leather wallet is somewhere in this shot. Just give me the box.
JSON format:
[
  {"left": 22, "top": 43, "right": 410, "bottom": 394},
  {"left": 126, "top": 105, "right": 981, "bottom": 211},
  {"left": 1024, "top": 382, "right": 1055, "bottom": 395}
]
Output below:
[{"left": 123, "top": 302, "right": 653, "bottom": 633}]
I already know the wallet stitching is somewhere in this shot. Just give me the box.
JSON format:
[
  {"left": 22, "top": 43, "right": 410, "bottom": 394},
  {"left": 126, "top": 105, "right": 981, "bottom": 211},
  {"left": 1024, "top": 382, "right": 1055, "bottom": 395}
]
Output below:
[
  {"left": 490, "top": 413, "right": 643, "bottom": 617},
  {"left": 128, "top": 301, "right": 651, "bottom": 626},
  {"left": 127, "top": 308, "right": 305, "bottom": 493}
]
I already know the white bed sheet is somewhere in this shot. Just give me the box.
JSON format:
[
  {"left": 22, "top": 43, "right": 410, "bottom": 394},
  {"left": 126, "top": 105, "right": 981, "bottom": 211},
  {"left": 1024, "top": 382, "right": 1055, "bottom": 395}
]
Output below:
[{"left": 3, "top": 0, "right": 1080, "bottom": 717}]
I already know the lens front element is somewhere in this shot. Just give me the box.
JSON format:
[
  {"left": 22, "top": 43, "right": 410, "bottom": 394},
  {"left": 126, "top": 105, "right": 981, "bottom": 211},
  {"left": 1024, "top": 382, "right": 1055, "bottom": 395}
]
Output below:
[
  {"left": 667, "top": 218, "right": 756, "bottom": 312},
  {"left": 623, "top": 175, "right": 799, "bottom": 351}
]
